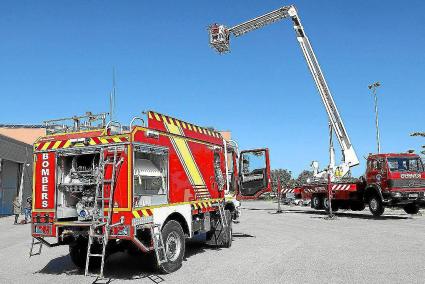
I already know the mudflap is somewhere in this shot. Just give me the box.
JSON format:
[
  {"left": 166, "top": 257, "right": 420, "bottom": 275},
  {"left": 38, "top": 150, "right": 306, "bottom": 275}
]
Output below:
[{"left": 205, "top": 210, "right": 231, "bottom": 247}]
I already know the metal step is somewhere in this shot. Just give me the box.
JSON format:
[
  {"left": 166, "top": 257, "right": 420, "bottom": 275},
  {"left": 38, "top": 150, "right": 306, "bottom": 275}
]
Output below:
[
  {"left": 151, "top": 225, "right": 167, "bottom": 266},
  {"left": 29, "top": 238, "right": 42, "bottom": 257}
]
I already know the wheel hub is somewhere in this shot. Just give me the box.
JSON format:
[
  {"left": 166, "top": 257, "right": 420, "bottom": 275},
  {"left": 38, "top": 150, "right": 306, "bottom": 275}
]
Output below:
[
  {"left": 166, "top": 231, "right": 181, "bottom": 262},
  {"left": 370, "top": 198, "right": 378, "bottom": 211}
]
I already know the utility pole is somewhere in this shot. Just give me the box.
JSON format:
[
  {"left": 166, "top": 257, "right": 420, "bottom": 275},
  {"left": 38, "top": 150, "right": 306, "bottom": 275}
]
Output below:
[
  {"left": 368, "top": 82, "right": 381, "bottom": 153},
  {"left": 276, "top": 178, "right": 283, "bottom": 213}
]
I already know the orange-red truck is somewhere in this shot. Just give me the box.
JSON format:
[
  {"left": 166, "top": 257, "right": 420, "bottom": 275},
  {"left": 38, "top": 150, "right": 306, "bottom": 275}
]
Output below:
[
  {"left": 30, "top": 111, "right": 271, "bottom": 277},
  {"left": 299, "top": 153, "right": 425, "bottom": 217}
]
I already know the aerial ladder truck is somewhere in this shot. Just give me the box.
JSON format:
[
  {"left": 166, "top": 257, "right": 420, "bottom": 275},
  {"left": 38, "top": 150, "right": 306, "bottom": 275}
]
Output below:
[{"left": 208, "top": 4, "right": 425, "bottom": 216}]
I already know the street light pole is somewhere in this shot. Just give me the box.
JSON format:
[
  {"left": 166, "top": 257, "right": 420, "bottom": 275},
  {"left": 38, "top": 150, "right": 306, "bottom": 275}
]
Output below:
[{"left": 368, "top": 82, "right": 381, "bottom": 153}]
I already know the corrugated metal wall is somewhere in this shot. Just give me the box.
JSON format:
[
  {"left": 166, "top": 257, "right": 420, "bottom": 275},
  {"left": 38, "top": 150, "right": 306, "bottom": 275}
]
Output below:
[{"left": 0, "top": 134, "right": 33, "bottom": 215}]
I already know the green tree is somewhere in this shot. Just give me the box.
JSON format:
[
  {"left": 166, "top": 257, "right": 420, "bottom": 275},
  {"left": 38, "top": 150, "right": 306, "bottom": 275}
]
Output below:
[
  {"left": 271, "top": 169, "right": 295, "bottom": 192},
  {"left": 295, "top": 170, "right": 314, "bottom": 186}
]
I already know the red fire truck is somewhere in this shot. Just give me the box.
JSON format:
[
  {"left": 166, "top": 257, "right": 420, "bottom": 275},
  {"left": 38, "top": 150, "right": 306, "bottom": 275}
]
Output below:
[
  {"left": 30, "top": 111, "right": 271, "bottom": 277},
  {"left": 299, "top": 153, "right": 425, "bottom": 216}
]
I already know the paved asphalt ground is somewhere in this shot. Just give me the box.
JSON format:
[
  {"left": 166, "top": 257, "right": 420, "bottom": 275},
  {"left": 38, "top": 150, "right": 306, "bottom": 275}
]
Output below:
[{"left": 1, "top": 200, "right": 425, "bottom": 284}]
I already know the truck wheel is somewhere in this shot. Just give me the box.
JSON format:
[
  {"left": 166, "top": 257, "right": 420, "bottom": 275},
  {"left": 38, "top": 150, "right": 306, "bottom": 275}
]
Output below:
[
  {"left": 70, "top": 240, "right": 103, "bottom": 270},
  {"left": 323, "top": 198, "right": 329, "bottom": 210},
  {"left": 69, "top": 240, "right": 101, "bottom": 269},
  {"left": 159, "top": 220, "right": 185, "bottom": 274},
  {"left": 368, "top": 195, "right": 385, "bottom": 217},
  {"left": 312, "top": 195, "right": 321, "bottom": 210},
  {"left": 69, "top": 242, "right": 87, "bottom": 269},
  {"left": 403, "top": 204, "right": 419, "bottom": 215},
  {"left": 222, "top": 210, "right": 233, "bottom": 248}
]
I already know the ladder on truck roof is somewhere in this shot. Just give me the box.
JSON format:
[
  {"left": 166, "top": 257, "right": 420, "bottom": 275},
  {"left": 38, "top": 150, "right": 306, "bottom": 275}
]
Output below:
[{"left": 84, "top": 146, "right": 124, "bottom": 279}]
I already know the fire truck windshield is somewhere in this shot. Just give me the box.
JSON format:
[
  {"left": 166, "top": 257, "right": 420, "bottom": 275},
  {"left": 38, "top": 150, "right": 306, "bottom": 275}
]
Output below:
[{"left": 387, "top": 157, "right": 424, "bottom": 173}]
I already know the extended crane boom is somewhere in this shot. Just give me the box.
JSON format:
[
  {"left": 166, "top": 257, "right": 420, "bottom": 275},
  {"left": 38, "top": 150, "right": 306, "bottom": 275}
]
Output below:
[{"left": 209, "top": 5, "right": 359, "bottom": 179}]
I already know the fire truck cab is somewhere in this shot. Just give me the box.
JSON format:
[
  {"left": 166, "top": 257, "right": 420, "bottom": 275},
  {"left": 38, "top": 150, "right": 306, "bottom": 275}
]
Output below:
[{"left": 30, "top": 111, "right": 271, "bottom": 276}]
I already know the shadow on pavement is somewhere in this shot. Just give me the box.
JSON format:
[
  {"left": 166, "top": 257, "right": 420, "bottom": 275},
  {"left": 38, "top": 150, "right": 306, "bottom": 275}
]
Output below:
[
  {"left": 287, "top": 209, "right": 410, "bottom": 220},
  {"left": 242, "top": 207, "right": 278, "bottom": 211},
  {"left": 35, "top": 240, "right": 228, "bottom": 283},
  {"left": 232, "top": 232, "right": 255, "bottom": 238},
  {"left": 35, "top": 255, "right": 81, "bottom": 276},
  {"left": 36, "top": 252, "right": 164, "bottom": 283}
]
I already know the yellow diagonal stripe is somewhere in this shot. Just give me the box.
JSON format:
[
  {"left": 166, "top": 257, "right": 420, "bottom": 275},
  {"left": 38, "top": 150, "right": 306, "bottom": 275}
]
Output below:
[
  {"left": 41, "top": 142, "right": 51, "bottom": 151},
  {"left": 148, "top": 112, "right": 153, "bottom": 119},
  {"left": 154, "top": 112, "right": 161, "bottom": 121},
  {"left": 164, "top": 118, "right": 205, "bottom": 186},
  {"left": 100, "top": 137, "right": 109, "bottom": 144},
  {"left": 52, "top": 141, "right": 62, "bottom": 149},
  {"left": 133, "top": 211, "right": 141, "bottom": 218},
  {"left": 142, "top": 209, "right": 149, "bottom": 216},
  {"left": 62, "top": 140, "right": 71, "bottom": 148},
  {"left": 112, "top": 136, "right": 121, "bottom": 143},
  {"left": 89, "top": 138, "right": 97, "bottom": 146}
]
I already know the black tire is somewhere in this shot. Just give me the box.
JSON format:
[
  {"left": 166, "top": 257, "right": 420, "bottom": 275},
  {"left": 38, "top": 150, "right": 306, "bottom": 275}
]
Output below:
[
  {"left": 323, "top": 198, "right": 329, "bottom": 211},
  {"left": 69, "top": 239, "right": 102, "bottom": 269},
  {"left": 368, "top": 195, "right": 385, "bottom": 217},
  {"left": 403, "top": 204, "right": 420, "bottom": 215},
  {"left": 159, "top": 220, "right": 185, "bottom": 274},
  {"left": 222, "top": 210, "right": 233, "bottom": 248},
  {"left": 69, "top": 242, "right": 87, "bottom": 269},
  {"left": 312, "top": 195, "right": 321, "bottom": 210}
]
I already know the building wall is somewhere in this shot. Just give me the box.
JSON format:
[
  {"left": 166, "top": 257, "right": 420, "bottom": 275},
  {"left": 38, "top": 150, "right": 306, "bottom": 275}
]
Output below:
[
  {"left": 219, "top": 130, "right": 231, "bottom": 142},
  {"left": 0, "top": 134, "right": 33, "bottom": 215},
  {"left": 0, "top": 160, "right": 20, "bottom": 214},
  {"left": 0, "top": 127, "right": 45, "bottom": 145}
]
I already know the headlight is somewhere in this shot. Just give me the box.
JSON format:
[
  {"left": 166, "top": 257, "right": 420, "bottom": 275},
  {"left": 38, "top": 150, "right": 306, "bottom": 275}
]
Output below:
[{"left": 391, "top": 192, "right": 402, "bottom": 198}]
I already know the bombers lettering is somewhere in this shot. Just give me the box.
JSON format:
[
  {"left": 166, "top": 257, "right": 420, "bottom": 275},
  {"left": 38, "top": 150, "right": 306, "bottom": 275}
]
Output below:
[{"left": 41, "top": 153, "right": 50, "bottom": 208}]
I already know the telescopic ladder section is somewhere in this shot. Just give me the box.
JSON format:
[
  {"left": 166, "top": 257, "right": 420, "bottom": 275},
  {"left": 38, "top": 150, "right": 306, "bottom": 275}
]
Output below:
[
  {"left": 209, "top": 5, "right": 359, "bottom": 178},
  {"left": 85, "top": 146, "right": 124, "bottom": 278},
  {"left": 287, "top": 7, "right": 359, "bottom": 175}
]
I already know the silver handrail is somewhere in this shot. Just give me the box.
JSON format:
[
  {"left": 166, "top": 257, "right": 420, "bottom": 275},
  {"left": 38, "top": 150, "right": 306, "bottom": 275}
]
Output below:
[
  {"left": 130, "top": 116, "right": 145, "bottom": 129},
  {"left": 105, "top": 120, "right": 123, "bottom": 134}
]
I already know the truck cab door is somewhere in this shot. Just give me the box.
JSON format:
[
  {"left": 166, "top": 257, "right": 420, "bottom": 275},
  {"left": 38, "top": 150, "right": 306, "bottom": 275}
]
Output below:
[{"left": 237, "top": 148, "right": 271, "bottom": 200}]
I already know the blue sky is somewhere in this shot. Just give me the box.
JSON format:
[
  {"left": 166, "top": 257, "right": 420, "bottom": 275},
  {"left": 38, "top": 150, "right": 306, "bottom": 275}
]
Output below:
[{"left": 1, "top": 0, "right": 424, "bottom": 177}]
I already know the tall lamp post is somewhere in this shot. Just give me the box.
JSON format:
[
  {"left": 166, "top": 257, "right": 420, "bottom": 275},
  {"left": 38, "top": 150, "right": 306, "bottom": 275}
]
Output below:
[{"left": 368, "top": 82, "right": 381, "bottom": 153}]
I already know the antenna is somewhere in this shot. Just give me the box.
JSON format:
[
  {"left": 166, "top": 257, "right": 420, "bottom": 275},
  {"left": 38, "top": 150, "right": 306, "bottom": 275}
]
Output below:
[{"left": 109, "top": 67, "right": 117, "bottom": 122}]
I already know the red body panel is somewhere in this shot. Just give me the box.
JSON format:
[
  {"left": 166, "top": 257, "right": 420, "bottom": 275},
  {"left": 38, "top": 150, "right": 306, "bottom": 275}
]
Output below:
[{"left": 300, "top": 183, "right": 360, "bottom": 201}]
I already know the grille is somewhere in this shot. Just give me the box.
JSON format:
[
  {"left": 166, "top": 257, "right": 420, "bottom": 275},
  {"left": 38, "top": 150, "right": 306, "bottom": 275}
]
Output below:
[{"left": 389, "top": 179, "right": 425, "bottom": 188}]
